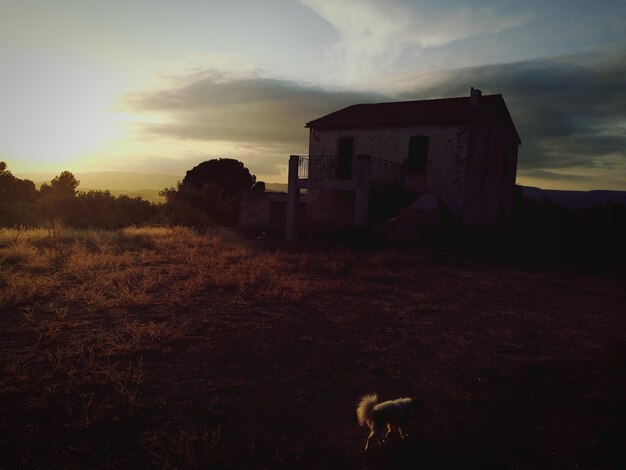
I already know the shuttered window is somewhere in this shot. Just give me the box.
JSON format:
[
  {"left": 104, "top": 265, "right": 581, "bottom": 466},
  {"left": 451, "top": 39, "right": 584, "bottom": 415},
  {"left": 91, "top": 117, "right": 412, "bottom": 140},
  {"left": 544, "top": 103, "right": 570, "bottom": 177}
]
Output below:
[{"left": 408, "top": 135, "right": 428, "bottom": 173}]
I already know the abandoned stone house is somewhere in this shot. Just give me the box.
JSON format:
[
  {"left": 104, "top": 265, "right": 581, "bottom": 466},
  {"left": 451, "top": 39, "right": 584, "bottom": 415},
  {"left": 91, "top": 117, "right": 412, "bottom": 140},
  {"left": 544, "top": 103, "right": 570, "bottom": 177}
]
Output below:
[
  {"left": 282, "top": 88, "right": 521, "bottom": 242},
  {"left": 239, "top": 88, "right": 520, "bottom": 241}
]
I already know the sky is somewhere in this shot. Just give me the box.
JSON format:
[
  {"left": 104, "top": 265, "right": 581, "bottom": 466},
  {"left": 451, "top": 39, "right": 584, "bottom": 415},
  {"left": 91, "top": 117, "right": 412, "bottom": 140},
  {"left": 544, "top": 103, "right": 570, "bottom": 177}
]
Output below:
[{"left": 1, "top": 0, "right": 626, "bottom": 190}]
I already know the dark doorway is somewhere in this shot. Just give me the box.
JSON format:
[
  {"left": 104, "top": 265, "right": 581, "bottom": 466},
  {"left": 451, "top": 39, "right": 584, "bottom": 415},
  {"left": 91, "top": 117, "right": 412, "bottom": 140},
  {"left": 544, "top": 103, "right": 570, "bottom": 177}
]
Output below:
[
  {"left": 408, "top": 135, "right": 428, "bottom": 173},
  {"left": 337, "top": 137, "right": 354, "bottom": 180}
]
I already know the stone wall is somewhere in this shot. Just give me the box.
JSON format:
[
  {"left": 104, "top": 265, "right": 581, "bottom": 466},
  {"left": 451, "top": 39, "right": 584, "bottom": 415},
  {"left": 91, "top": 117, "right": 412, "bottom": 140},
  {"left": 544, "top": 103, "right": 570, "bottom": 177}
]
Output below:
[
  {"left": 308, "top": 124, "right": 470, "bottom": 221},
  {"left": 302, "top": 105, "right": 519, "bottom": 232}
]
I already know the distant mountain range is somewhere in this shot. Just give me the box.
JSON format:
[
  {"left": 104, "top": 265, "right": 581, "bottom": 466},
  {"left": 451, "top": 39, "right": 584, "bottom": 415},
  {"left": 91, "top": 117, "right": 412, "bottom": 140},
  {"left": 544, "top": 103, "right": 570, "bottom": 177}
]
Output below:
[
  {"left": 13, "top": 171, "right": 290, "bottom": 203},
  {"left": 265, "top": 183, "right": 288, "bottom": 193},
  {"left": 264, "top": 184, "right": 626, "bottom": 208},
  {"left": 14, "top": 171, "right": 181, "bottom": 203},
  {"left": 12, "top": 171, "right": 625, "bottom": 207},
  {"left": 16, "top": 171, "right": 180, "bottom": 189},
  {"left": 521, "top": 186, "right": 626, "bottom": 208}
]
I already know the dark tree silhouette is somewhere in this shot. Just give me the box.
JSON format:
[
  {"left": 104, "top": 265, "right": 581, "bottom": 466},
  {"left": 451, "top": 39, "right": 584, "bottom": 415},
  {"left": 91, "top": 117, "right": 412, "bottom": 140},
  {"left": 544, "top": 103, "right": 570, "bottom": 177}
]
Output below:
[
  {"left": 39, "top": 171, "right": 80, "bottom": 229},
  {"left": 0, "top": 161, "right": 37, "bottom": 203},
  {"left": 0, "top": 161, "right": 39, "bottom": 226},
  {"left": 252, "top": 181, "right": 266, "bottom": 192},
  {"left": 47, "top": 171, "right": 80, "bottom": 197},
  {"left": 182, "top": 158, "right": 255, "bottom": 194},
  {"left": 0, "top": 163, "right": 157, "bottom": 228},
  {"left": 161, "top": 158, "right": 257, "bottom": 227},
  {"left": 65, "top": 190, "right": 156, "bottom": 229}
]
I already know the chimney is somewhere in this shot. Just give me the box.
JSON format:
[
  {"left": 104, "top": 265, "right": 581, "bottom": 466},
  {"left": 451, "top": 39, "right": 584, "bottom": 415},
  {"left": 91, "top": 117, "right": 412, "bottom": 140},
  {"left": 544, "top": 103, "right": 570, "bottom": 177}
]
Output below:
[{"left": 470, "top": 87, "right": 482, "bottom": 106}]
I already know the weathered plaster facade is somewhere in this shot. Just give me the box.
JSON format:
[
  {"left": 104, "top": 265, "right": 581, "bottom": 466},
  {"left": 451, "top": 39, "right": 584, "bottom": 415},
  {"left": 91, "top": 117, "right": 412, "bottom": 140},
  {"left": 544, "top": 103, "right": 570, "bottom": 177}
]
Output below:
[{"left": 308, "top": 124, "right": 471, "bottom": 223}]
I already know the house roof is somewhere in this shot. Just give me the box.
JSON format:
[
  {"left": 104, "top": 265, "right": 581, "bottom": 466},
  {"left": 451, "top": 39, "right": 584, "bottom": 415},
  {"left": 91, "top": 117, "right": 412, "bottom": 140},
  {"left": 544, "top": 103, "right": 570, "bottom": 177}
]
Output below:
[{"left": 306, "top": 94, "right": 521, "bottom": 144}]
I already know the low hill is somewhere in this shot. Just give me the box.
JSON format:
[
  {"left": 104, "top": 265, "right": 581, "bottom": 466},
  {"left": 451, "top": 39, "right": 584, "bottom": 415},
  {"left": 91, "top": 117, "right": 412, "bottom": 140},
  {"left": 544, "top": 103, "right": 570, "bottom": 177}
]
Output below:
[
  {"left": 83, "top": 188, "right": 166, "bottom": 203},
  {"left": 15, "top": 171, "right": 183, "bottom": 203},
  {"left": 265, "top": 183, "right": 288, "bottom": 193},
  {"left": 14, "top": 171, "right": 289, "bottom": 202},
  {"left": 521, "top": 186, "right": 626, "bottom": 208},
  {"left": 15, "top": 171, "right": 182, "bottom": 192},
  {"left": 260, "top": 184, "right": 626, "bottom": 205}
]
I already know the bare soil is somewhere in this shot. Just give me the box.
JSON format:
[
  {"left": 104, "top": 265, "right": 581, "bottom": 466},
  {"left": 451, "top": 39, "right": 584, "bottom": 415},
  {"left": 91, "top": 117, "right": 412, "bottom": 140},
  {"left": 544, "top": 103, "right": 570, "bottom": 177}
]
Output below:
[{"left": 1, "top": 231, "right": 624, "bottom": 469}]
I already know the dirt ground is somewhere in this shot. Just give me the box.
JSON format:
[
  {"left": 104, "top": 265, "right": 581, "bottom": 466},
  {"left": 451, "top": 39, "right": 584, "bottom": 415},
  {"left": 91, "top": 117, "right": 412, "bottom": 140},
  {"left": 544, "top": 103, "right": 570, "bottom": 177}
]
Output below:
[{"left": 1, "top": 229, "right": 625, "bottom": 468}]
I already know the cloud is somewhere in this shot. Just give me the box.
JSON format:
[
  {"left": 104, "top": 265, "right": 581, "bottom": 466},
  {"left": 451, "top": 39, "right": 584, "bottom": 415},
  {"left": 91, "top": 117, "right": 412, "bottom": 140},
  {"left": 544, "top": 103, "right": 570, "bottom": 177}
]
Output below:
[
  {"left": 125, "top": 46, "right": 626, "bottom": 189},
  {"left": 297, "top": 0, "right": 531, "bottom": 83},
  {"left": 123, "top": 72, "right": 385, "bottom": 178},
  {"left": 125, "top": 71, "right": 385, "bottom": 146},
  {"left": 398, "top": 47, "right": 626, "bottom": 185}
]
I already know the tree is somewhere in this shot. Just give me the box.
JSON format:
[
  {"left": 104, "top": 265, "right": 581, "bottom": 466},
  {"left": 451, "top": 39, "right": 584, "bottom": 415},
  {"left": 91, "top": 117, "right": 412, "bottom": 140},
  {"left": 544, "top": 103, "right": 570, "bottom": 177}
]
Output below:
[
  {"left": 50, "top": 171, "right": 80, "bottom": 197},
  {"left": 65, "top": 190, "right": 156, "bottom": 229},
  {"left": 183, "top": 158, "right": 255, "bottom": 194},
  {"left": 162, "top": 158, "right": 256, "bottom": 227},
  {"left": 0, "top": 161, "right": 37, "bottom": 203},
  {"left": 39, "top": 171, "right": 80, "bottom": 228},
  {"left": 0, "top": 161, "right": 39, "bottom": 226}
]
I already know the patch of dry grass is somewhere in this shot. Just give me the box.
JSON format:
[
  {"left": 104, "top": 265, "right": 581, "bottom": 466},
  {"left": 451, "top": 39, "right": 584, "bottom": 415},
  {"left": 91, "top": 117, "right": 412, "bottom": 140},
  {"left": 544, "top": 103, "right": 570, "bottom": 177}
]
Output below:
[
  {"left": 3, "top": 226, "right": 621, "bottom": 468},
  {"left": 0, "top": 226, "right": 327, "bottom": 466},
  {"left": 0, "top": 227, "right": 321, "bottom": 435},
  {"left": 0, "top": 226, "right": 319, "bottom": 309}
]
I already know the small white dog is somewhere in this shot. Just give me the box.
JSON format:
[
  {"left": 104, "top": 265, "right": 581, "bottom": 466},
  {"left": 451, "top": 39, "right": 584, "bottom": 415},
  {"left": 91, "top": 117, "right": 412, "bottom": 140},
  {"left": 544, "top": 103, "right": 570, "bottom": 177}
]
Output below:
[{"left": 356, "top": 394, "right": 423, "bottom": 451}]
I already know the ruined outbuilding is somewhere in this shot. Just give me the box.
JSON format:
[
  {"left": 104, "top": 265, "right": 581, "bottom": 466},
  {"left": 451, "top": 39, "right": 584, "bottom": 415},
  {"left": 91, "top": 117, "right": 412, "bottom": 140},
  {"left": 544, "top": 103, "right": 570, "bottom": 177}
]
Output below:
[{"left": 286, "top": 88, "right": 520, "bottom": 242}]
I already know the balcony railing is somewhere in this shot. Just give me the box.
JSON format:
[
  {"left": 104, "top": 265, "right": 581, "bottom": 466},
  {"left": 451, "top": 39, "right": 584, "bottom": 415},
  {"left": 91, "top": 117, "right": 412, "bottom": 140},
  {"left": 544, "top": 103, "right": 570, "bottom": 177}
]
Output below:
[
  {"left": 370, "top": 157, "right": 404, "bottom": 186},
  {"left": 297, "top": 155, "right": 404, "bottom": 186}
]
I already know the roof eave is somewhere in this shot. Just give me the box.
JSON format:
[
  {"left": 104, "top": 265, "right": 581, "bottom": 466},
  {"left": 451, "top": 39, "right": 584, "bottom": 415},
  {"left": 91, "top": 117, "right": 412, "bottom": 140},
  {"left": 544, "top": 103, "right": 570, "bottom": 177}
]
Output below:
[{"left": 306, "top": 117, "right": 471, "bottom": 130}]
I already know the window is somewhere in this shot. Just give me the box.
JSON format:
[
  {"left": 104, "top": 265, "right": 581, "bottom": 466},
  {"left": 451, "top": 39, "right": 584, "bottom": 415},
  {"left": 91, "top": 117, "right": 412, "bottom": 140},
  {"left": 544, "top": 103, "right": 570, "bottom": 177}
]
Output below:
[
  {"left": 408, "top": 135, "right": 428, "bottom": 173},
  {"left": 337, "top": 137, "right": 354, "bottom": 180}
]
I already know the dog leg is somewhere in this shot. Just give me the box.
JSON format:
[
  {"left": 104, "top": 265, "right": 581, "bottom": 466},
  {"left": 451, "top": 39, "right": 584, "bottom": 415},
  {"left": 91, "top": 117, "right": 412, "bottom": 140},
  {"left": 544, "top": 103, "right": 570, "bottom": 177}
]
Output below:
[
  {"left": 365, "top": 431, "right": 376, "bottom": 451},
  {"left": 398, "top": 427, "right": 406, "bottom": 440},
  {"left": 385, "top": 423, "right": 393, "bottom": 438}
]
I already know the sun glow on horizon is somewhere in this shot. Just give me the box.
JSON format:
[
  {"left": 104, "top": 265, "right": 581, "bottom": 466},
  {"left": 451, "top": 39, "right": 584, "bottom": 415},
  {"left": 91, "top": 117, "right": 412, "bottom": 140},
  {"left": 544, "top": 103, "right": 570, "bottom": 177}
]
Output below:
[{"left": 0, "top": 52, "right": 154, "bottom": 171}]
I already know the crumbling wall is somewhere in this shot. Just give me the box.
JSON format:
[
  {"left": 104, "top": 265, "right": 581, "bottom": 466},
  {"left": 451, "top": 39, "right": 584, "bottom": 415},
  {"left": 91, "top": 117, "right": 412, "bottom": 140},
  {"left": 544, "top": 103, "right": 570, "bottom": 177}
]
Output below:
[{"left": 239, "top": 191, "right": 271, "bottom": 226}]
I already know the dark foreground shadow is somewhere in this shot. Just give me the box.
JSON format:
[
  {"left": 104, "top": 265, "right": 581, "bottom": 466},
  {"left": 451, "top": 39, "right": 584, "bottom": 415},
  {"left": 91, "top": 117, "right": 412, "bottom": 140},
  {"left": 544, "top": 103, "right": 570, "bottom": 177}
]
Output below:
[{"left": 365, "top": 435, "right": 440, "bottom": 469}]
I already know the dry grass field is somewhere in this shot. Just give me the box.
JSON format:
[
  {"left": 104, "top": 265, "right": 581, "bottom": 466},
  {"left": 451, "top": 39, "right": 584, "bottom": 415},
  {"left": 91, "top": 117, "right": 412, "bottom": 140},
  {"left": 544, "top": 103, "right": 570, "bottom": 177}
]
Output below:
[{"left": 0, "top": 226, "right": 624, "bottom": 468}]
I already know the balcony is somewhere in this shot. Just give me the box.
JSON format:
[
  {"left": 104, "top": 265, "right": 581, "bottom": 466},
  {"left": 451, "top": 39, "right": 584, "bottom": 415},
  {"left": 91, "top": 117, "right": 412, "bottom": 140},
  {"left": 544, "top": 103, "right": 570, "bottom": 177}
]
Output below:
[
  {"left": 294, "top": 154, "right": 404, "bottom": 190},
  {"left": 286, "top": 154, "right": 405, "bottom": 241}
]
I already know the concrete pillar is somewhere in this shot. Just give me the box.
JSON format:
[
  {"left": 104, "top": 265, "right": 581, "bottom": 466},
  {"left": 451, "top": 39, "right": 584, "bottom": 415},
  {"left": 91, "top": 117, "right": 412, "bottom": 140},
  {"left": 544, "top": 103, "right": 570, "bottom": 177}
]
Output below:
[
  {"left": 286, "top": 155, "right": 300, "bottom": 242},
  {"left": 354, "top": 154, "right": 371, "bottom": 226}
]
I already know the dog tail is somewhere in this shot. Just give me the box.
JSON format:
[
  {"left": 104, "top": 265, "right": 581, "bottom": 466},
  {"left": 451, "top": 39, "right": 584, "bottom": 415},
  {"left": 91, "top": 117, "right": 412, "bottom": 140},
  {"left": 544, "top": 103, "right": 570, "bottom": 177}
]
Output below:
[{"left": 357, "top": 394, "right": 378, "bottom": 426}]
